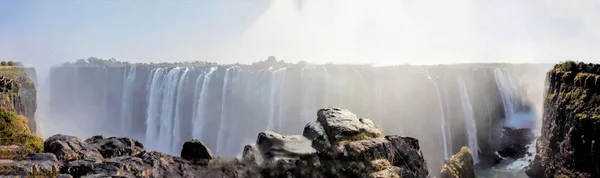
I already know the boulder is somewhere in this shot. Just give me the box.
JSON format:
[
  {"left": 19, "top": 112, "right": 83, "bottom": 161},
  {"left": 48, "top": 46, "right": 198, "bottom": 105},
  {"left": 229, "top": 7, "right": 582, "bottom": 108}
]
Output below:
[
  {"left": 24, "top": 153, "right": 59, "bottom": 162},
  {"left": 440, "top": 146, "right": 477, "bottom": 178},
  {"left": 44, "top": 134, "right": 103, "bottom": 162},
  {"left": 85, "top": 135, "right": 145, "bottom": 158},
  {"left": 316, "top": 108, "right": 383, "bottom": 143},
  {"left": 181, "top": 139, "right": 213, "bottom": 160},
  {"left": 256, "top": 131, "right": 316, "bottom": 160}
]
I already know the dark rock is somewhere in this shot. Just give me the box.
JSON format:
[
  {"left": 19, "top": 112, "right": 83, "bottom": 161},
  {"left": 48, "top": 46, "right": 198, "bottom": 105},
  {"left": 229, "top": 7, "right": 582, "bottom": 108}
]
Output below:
[
  {"left": 180, "top": 139, "right": 213, "bottom": 160},
  {"left": 85, "top": 136, "right": 145, "bottom": 158},
  {"left": 25, "top": 153, "right": 59, "bottom": 162},
  {"left": 440, "top": 146, "right": 476, "bottom": 178},
  {"left": 497, "top": 127, "right": 535, "bottom": 159},
  {"left": 528, "top": 62, "right": 600, "bottom": 177},
  {"left": 44, "top": 134, "right": 103, "bottom": 162}
]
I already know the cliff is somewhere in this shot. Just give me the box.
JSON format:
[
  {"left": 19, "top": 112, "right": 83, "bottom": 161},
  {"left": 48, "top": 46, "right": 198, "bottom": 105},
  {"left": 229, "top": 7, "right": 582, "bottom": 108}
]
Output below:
[
  {"left": 0, "top": 67, "right": 38, "bottom": 135},
  {"left": 527, "top": 61, "right": 600, "bottom": 177}
]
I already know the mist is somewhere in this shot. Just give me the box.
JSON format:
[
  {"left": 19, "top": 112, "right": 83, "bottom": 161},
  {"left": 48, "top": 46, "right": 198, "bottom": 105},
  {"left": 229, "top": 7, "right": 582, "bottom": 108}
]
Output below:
[{"left": 0, "top": 0, "right": 593, "bottom": 176}]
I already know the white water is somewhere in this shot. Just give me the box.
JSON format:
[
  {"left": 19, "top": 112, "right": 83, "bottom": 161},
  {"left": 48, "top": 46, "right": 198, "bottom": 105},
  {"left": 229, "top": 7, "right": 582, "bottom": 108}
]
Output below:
[
  {"left": 493, "top": 68, "right": 535, "bottom": 129},
  {"left": 192, "top": 67, "right": 217, "bottom": 141},
  {"left": 120, "top": 66, "right": 137, "bottom": 135},
  {"left": 145, "top": 68, "right": 165, "bottom": 149},
  {"left": 458, "top": 77, "right": 480, "bottom": 164},
  {"left": 171, "top": 68, "right": 190, "bottom": 153},
  {"left": 216, "top": 67, "right": 233, "bottom": 155},
  {"left": 157, "top": 67, "right": 183, "bottom": 154},
  {"left": 427, "top": 72, "right": 450, "bottom": 161}
]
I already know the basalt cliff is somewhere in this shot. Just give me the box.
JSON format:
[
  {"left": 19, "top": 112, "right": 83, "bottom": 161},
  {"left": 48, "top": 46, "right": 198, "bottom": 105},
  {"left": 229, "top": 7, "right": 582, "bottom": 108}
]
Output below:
[
  {"left": 527, "top": 61, "right": 600, "bottom": 177},
  {"left": 0, "top": 66, "right": 38, "bottom": 135}
]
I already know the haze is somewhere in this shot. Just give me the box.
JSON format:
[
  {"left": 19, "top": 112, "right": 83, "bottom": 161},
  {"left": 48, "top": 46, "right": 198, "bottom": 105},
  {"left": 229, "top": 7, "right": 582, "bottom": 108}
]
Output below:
[{"left": 1, "top": 0, "right": 599, "bottom": 70}]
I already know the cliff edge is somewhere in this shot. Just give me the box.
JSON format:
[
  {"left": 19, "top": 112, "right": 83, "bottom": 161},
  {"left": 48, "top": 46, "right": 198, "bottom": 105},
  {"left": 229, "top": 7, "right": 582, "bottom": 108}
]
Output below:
[
  {"left": 0, "top": 66, "right": 38, "bottom": 135},
  {"left": 527, "top": 61, "right": 600, "bottom": 177}
]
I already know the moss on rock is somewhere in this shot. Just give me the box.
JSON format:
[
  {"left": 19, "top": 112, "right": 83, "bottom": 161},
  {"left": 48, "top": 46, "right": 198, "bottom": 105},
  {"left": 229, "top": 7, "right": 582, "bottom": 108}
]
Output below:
[
  {"left": 0, "top": 109, "right": 43, "bottom": 153},
  {"left": 440, "top": 146, "right": 477, "bottom": 178}
]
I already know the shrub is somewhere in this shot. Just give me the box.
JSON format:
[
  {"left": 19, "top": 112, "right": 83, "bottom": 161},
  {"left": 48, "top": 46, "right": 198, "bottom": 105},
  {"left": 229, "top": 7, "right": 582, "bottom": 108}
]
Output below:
[
  {"left": 0, "top": 109, "right": 43, "bottom": 153},
  {"left": 0, "top": 61, "right": 6, "bottom": 66}
]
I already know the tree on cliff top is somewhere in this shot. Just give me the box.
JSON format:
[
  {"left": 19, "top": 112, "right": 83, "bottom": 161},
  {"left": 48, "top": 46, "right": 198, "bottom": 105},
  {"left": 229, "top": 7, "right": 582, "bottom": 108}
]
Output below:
[{"left": 0, "top": 109, "right": 43, "bottom": 153}]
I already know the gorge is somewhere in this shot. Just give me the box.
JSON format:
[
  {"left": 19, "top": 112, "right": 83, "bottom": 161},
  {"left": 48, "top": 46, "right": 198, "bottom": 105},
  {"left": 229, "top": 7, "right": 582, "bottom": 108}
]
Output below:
[{"left": 42, "top": 58, "right": 549, "bottom": 175}]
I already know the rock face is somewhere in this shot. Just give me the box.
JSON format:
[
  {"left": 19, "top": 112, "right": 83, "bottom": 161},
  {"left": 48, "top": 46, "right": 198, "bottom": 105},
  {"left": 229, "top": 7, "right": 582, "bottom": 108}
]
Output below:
[
  {"left": 527, "top": 61, "right": 600, "bottom": 178},
  {"left": 0, "top": 67, "right": 38, "bottom": 135},
  {"left": 244, "top": 108, "right": 429, "bottom": 178},
  {"left": 0, "top": 146, "right": 60, "bottom": 177},
  {"left": 440, "top": 146, "right": 477, "bottom": 178}
]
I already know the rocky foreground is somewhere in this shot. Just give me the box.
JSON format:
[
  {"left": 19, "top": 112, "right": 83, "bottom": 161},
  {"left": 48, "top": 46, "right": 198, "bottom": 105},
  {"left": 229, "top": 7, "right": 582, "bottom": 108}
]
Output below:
[{"left": 1, "top": 108, "right": 432, "bottom": 177}]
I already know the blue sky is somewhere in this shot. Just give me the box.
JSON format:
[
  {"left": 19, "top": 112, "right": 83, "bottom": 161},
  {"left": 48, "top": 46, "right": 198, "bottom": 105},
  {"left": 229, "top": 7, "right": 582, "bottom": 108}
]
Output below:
[{"left": 1, "top": 0, "right": 599, "bottom": 70}]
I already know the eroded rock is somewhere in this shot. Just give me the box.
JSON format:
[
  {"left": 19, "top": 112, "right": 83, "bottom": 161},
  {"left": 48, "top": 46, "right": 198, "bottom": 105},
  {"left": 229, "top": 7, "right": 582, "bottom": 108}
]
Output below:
[
  {"left": 44, "top": 134, "right": 103, "bottom": 162},
  {"left": 440, "top": 146, "right": 476, "bottom": 178},
  {"left": 85, "top": 135, "right": 145, "bottom": 158},
  {"left": 317, "top": 108, "right": 383, "bottom": 143}
]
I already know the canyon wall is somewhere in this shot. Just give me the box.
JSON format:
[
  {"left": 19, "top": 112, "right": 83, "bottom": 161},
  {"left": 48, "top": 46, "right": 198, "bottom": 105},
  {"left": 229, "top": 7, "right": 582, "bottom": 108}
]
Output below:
[
  {"left": 528, "top": 61, "right": 600, "bottom": 177},
  {"left": 0, "top": 67, "right": 38, "bottom": 135},
  {"left": 45, "top": 61, "right": 548, "bottom": 174}
]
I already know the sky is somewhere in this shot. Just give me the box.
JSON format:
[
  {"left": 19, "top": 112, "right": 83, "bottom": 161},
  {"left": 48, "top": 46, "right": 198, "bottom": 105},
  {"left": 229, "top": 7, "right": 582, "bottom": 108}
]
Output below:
[{"left": 1, "top": 0, "right": 600, "bottom": 70}]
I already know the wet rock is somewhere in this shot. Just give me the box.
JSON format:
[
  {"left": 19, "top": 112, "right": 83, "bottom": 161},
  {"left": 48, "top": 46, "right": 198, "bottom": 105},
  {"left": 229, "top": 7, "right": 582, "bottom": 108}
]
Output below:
[
  {"left": 85, "top": 135, "right": 145, "bottom": 158},
  {"left": 497, "top": 127, "right": 535, "bottom": 159},
  {"left": 57, "top": 174, "right": 74, "bottom": 178},
  {"left": 180, "top": 139, "right": 213, "bottom": 160},
  {"left": 440, "top": 146, "right": 476, "bottom": 178},
  {"left": 44, "top": 134, "right": 103, "bottom": 162}
]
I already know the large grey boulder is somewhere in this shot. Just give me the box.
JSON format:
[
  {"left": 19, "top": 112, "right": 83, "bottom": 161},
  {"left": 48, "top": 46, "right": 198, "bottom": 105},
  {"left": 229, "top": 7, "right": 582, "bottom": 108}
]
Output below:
[
  {"left": 316, "top": 108, "right": 383, "bottom": 143},
  {"left": 44, "top": 134, "right": 103, "bottom": 162},
  {"left": 85, "top": 135, "right": 145, "bottom": 158}
]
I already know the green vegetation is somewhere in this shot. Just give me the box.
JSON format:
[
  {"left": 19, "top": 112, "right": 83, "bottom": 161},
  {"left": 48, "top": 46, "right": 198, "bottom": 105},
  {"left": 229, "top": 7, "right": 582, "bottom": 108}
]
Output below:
[
  {"left": 0, "top": 108, "right": 43, "bottom": 153},
  {"left": 548, "top": 61, "right": 600, "bottom": 120},
  {"left": 440, "top": 146, "right": 477, "bottom": 178},
  {"left": 62, "top": 57, "right": 217, "bottom": 68}
]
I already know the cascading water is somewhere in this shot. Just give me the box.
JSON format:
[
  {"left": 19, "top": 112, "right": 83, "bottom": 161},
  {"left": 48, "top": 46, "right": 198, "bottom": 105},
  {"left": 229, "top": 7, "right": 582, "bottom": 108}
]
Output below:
[
  {"left": 120, "top": 66, "right": 137, "bottom": 135},
  {"left": 49, "top": 63, "right": 542, "bottom": 174},
  {"left": 493, "top": 68, "right": 535, "bottom": 129},
  {"left": 216, "top": 67, "right": 233, "bottom": 155},
  {"left": 171, "top": 68, "right": 190, "bottom": 153},
  {"left": 192, "top": 67, "right": 217, "bottom": 142},
  {"left": 426, "top": 71, "right": 450, "bottom": 161},
  {"left": 458, "top": 77, "right": 480, "bottom": 164}
]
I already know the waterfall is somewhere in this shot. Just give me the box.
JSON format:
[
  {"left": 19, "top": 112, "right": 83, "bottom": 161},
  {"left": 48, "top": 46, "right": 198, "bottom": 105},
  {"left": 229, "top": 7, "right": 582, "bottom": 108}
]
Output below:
[
  {"left": 192, "top": 67, "right": 217, "bottom": 141},
  {"left": 145, "top": 68, "right": 166, "bottom": 149},
  {"left": 458, "top": 77, "right": 480, "bottom": 164},
  {"left": 276, "top": 68, "right": 287, "bottom": 132},
  {"left": 158, "top": 67, "right": 183, "bottom": 154},
  {"left": 216, "top": 67, "right": 233, "bottom": 155},
  {"left": 427, "top": 72, "right": 450, "bottom": 161},
  {"left": 120, "top": 66, "right": 136, "bottom": 135},
  {"left": 171, "top": 68, "right": 190, "bottom": 153}
]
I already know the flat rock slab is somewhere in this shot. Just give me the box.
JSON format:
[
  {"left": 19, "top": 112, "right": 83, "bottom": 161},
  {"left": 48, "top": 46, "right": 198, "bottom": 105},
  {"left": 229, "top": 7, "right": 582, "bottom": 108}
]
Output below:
[
  {"left": 0, "top": 146, "right": 28, "bottom": 160},
  {"left": 257, "top": 131, "right": 316, "bottom": 159}
]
